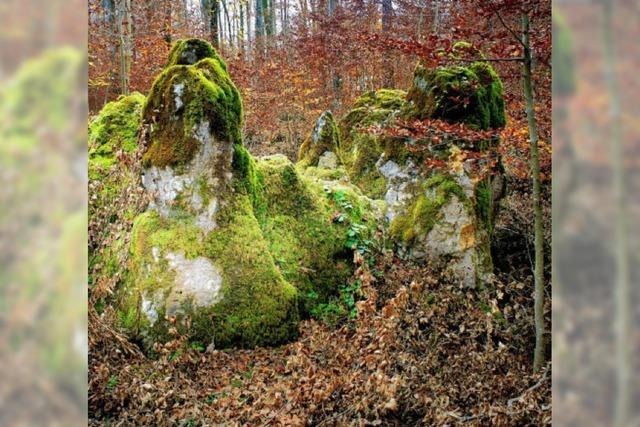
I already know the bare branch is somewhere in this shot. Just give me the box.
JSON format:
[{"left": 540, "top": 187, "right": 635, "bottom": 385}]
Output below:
[{"left": 493, "top": 7, "right": 527, "bottom": 49}]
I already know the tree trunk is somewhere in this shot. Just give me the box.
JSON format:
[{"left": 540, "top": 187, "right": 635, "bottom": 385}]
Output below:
[
  {"left": 211, "top": 0, "right": 220, "bottom": 48},
  {"left": 521, "top": 12, "right": 545, "bottom": 374},
  {"left": 162, "top": 0, "right": 172, "bottom": 46},
  {"left": 255, "top": 0, "right": 265, "bottom": 39},
  {"left": 115, "top": 0, "right": 132, "bottom": 96},
  {"left": 601, "top": 1, "right": 630, "bottom": 425},
  {"left": 381, "top": 0, "right": 394, "bottom": 87}
]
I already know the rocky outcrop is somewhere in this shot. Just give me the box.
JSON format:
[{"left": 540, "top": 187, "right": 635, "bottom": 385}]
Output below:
[
  {"left": 88, "top": 39, "right": 381, "bottom": 350},
  {"left": 297, "top": 110, "right": 340, "bottom": 168},
  {"left": 311, "top": 48, "right": 507, "bottom": 288},
  {"left": 91, "top": 38, "right": 508, "bottom": 351}
]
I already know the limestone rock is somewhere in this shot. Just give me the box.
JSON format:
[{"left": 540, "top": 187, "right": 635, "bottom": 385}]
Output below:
[
  {"left": 122, "top": 41, "right": 299, "bottom": 349},
  {"left": 317, "top": 151, "right": 339, "bottom": 169},
  {"left": 111, "top": 40, "right": 382, "bottom": 349},
  {"left": 317, "top": 48, "right": 507, "bottom": 287},
  {"left": 297, "top": 110, "right": 340, "bottom": 168}
]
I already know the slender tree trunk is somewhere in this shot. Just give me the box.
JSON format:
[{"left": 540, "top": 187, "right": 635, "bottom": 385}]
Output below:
[
  {"left": 210, "top": 0, "right": 220, "bottom": 48},
  {"left": 522, "top": 12, "right": 545, "bottom": 374},
  {"left": 115, "top": 0, "right": 132, "bottom": 95},
  {"left": 432, "top": 0, "right": 440, "bottom": 32},
  {"left": 255, "top": 0, "right": 265, "bottom": 38},
  {"left": 162, "top": 0, "right": 172, "bottom": 46},
  {"left": 221, "top": 0, "right": 232, "bottom": 49},
  {"left": 381, "top": 0, "right": 394, "bottom": 87},
  {"left": 238, "top": 1, "right": 245, "bottom": 52},
  {"left": 601, "top": 0, "right": 630, "bottom": 425}
]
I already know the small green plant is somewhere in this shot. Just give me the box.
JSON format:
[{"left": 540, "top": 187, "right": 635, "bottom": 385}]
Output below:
[
  {"left": 106, "top": 375, "right": 118, "bottom": 391},
  {"left": 310, "top": 279, "right": 362, "bottom": 326},
  {"left": 190, "top": 341, "right": 205, "bottom": 352}
]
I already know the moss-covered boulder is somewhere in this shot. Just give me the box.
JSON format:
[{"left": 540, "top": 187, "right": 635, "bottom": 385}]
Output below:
[
  {"left": 337, "top": 88, "right": 409, "bottom": 199},
  {"left": 388, "top": 173, "right": 494, "bottom": 287},
  {"left": 89, "top": 92, "right": 145, "bottom": 180},
  {"left": 142, "top": 48, "right": 242, "bottom": 170},
  {"left": 299, "top": 48, "right": 507, "bottom": 287},
  {"left": 405, "top": 59, "right": 505, "bottom": 130},
  {"left": 297, "top": 110, "right": 340, "bottom": 168},
  {"left": 119, "top": 41, "right": 300, "bottom": 349},
  {"left": 117, "top": 39, "right": 382, "bottom": 349}
]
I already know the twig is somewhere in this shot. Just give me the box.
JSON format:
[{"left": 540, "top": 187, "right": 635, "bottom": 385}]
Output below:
[
  {"left": 493, "top": 6, "right": 527, "bottom": 49},
  {"left": 459, "top": 57, "right": 524, "bottom": 63},
  {"left": 507, "top": 368, "right": 549, "bottom": 409}
]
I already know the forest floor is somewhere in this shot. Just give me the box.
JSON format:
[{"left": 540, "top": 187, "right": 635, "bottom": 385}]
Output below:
[{"left": 89, "top": 235, "right": 551, "bottom": 426}]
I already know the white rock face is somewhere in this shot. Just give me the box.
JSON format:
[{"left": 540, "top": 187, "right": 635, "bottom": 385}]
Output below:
[
  {"left": 311, "top": 112, "right": 328, "bottom": 143},
  {"left": 401, "top": 194, "right": 493, "bottom": 288},
  {"left": 143, "top": 166, "right": 193, "bottom": 217},
  {"left": 142, "top": 120, "right": 233, "bottom": 233},
  {"left": 142, "top": 296, "right": 159, "bottom": 324},
  {"left": 195, "top": 199, "right": 219, "bottom": 233},
  {"left": 377, "top": 158, "right": 420, "bottom": 223},
  {"left": 174, "top": 83, "right": 185, "bottom": 110},
  {"left": 164, "top": 251, "right": 223, "bottom": 315},
  {"left": 318, "top": 151, "right": 338, "bottom": 169}
]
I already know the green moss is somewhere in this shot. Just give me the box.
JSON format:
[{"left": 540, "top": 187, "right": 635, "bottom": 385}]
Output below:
[
  {"left": 143, "top": 49, "right": 242, "bottom": 168},
  {"left": 167, "top": 38, "right": 226, "bottom": 68},
  {"left": 337, "top": 89, "right": 408, "bottom": 198},
  {"left": 255, "top": 155, "right": 377, "bottom": 316},
  {"left": 405, "top": 59, "right": 505, "bottom": 130},
  {"left": 298, "top": 164, "right": 347, "bottom": 181},
  {"left": 475, "top": 178, "right": 493, "bottom": 235},
  {"left": 202, "top": 196, "right": 299, "bottom": 347},
  {"left": 89, "top": 92, "right": 145, "bottom": 180},
  {"left": 389, "top": 174, "right": 467, "bottom": 244},
  {"left": 0, "top": 48, "right": 84, "bottom": 152},
  {"left": 297, "top": 110, "right": 340, "bottom": 168}
]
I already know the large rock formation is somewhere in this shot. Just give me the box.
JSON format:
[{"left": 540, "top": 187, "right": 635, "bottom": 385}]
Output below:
[
  {"left": 91, "top": 38, "right": 507, "bottom": 350},
  {"left": 88, "top": 39, "right": 380, "bottom": 349},
  {"left": 297, "top": 47, "right": 507, "bottom": 288}
]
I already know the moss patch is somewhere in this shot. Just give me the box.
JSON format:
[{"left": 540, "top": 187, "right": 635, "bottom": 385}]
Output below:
[
  {"left": 389, "top": 174, "right": 468, "bottom": 244},
  {"left": 167, "top": 38, "right": 227, "bottom": 68},
  {"left": 202, "top": 196, "right": 299, "bottom": 348},
  {"left": 89, "top": 92, "right": 145, "bottom": 180},
  {"left": 337, "top": 89, "right": 408, "bottom": 198},
  {"left": 405, "top": 60, "right": 505, "bottom": 130},
  {"left": 255, "top": 155, "right": 375, "bottom": 315}
]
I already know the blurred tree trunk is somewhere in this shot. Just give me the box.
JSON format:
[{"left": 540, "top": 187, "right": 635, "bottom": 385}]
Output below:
[
  {"left": 255, "top": 0, "right": 265, "bottom": 38},
  {"left": 221, "top": 0, "right": 232, "bottom": 49},
  {"left": 601, "top": 0, "right": 630, "bottom": 425},
  {"left": 522, "top": 12, "right": 545, "bottom": 374}
]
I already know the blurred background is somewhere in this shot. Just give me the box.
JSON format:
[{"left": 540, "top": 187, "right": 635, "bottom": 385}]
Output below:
[
  {"left": 0, "top": 0, "right": 87, "bottom": 425},
  {"left": 553, "top": 0, "right": 640, "bottom": 426}
]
